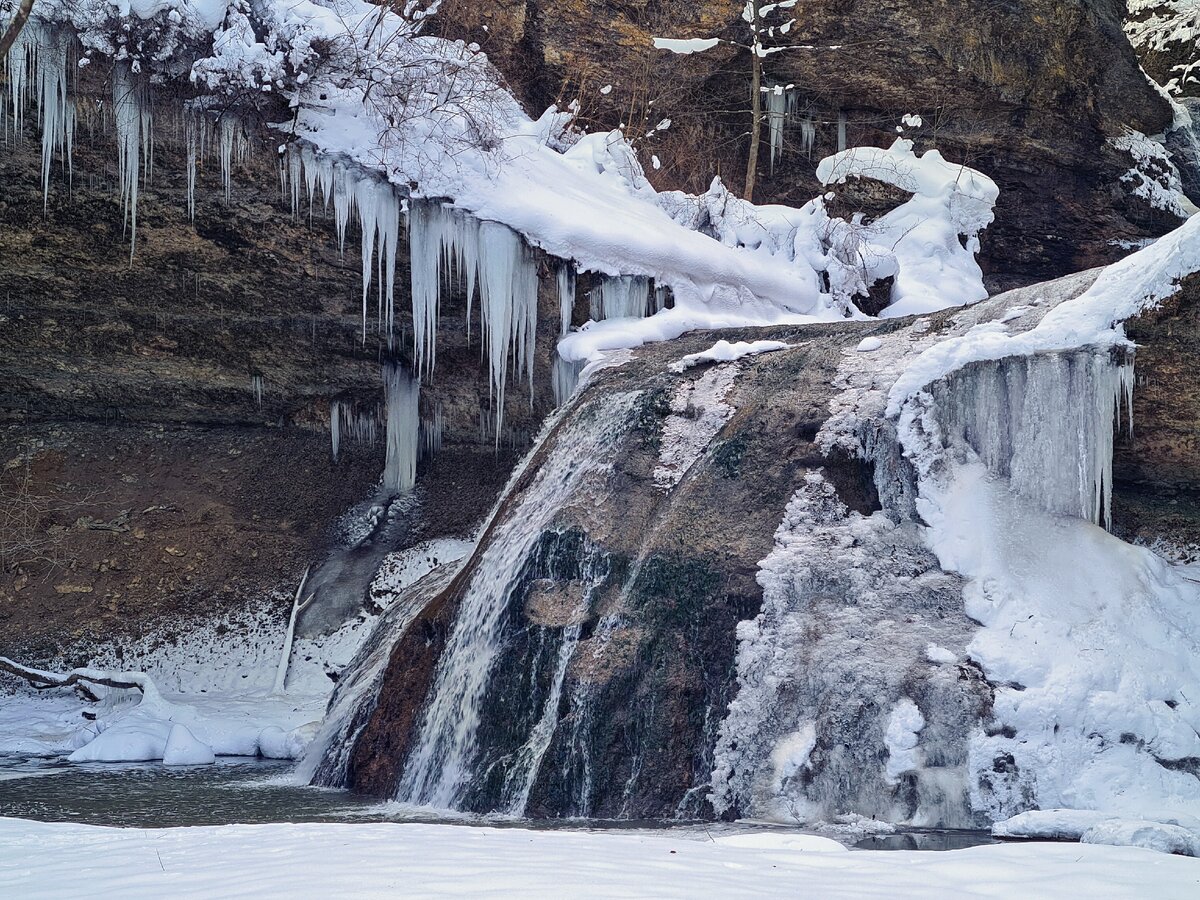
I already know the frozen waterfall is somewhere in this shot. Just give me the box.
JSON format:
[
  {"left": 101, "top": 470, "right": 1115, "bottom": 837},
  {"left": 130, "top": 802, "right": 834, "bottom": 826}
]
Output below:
[{"left": 926, "top": 347, "right": 1135, "bottom": 527}]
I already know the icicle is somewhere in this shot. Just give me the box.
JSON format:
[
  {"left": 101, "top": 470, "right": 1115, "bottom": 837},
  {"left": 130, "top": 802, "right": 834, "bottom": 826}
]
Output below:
[
  {"left": 421, "top": 404, "right": 445, "bottom": 459},
  {"left": 557, "top": 265, "right": 576, "bottom": 336},
  {"left": 186, "top": 115, "right": 198, "bottom": 221},
  {"left": 251, "top": 374, "right": 264, "bottom": 408},
  {"left": 800, "top": 116, "right": 815, "bottom": 158},
  {"left": 383, "top": 365, "right": 420, "bottom": 495},
  {"left": 113, "top": 65, "right": 148, "bottom": 263},
  {"left": 36, "top": 27, "right": 75, "bottom": 211},
  {"left": 766, "top": 86, "right": 788, "bottom": 174},
  {"left": 353, "top": 177, "right": 401, "bottom": 344},
  {"left": 478, "top": 221, "right": 538, "bottom": 437},
  {"left": 6, "top": 24, "right": 33, "bottom": 140},
  {"left": 552, "top": 355, "right": 585, "bottom": 407},
  {"left": 288, "top": 146, "right": 302, "bottom": 220},
  {"left": 219, "top": 116, "right": 238, "bottom": 201},
  {"left": 837, "top": 111, "right": 848, "bottom": 153},
  {"left": 653, "top": 283, "right": 669, "bottom": 314},
  {"left": 331, "top": 401, "right": 342, "bottom": 462},
  {"left": 589, "top": 275, "right": 651, "bottom": 321}
]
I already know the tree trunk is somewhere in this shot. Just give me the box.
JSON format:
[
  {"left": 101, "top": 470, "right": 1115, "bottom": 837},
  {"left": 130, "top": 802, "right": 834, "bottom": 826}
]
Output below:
[
  {"left": 0, "top": 0, "right": 35, "bottom": 64},
  {"left": 744, "top": 1, "right": 763, "bottom": 203}
]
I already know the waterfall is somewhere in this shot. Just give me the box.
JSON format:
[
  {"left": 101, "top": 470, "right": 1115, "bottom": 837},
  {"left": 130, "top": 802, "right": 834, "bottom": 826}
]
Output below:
[{"left": 394, "top": 390, "right": 640, "bottom": 811}]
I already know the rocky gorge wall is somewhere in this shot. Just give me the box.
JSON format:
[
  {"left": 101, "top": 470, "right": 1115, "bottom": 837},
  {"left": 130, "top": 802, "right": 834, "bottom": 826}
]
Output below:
[{"left": 437, "top": 0, "right": 1186, "bottom": 288}]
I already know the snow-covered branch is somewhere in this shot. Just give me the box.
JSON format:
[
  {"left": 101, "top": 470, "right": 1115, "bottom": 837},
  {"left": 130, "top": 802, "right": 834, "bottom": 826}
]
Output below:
[{"left": 0, "top": 656, "right": 158, "bottom": 701}]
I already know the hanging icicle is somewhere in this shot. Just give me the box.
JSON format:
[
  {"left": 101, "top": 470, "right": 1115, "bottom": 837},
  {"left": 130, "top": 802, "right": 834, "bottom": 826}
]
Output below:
[
  {"left": 36, "top": 27, "right": 75, "bottom": 211},
  {"left": 589, "top": 275, "right": 652, "bottom": 321},
  {"left": 557, "top": 264, "right": 576, "bottom": 336},
  {"left": 383, "top": 365, "right": 421, "bottom": 495},
  {"left": 113, "top": 64, "right": 151, "bottom": 263}
]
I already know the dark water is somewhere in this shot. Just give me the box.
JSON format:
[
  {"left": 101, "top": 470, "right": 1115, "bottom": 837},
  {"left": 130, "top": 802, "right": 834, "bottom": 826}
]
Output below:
[
  {"left": 0, "top": 754, "right": 997, "bottom": 850},
  {"left": 855, "top": 829, "right": 1000, "bottom": 851}
]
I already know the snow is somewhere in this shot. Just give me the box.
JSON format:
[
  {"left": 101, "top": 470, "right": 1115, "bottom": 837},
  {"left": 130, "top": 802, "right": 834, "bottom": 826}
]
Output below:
[
  {"left": 4, "top": 818, "right": 1199, "bottom": 898},
  {"left": 817, "top": 138, "right": 998, "bottom": 317},
  {"left": 1109, "top": 127, "right": 1196, "bottom": 219},
  {"left": 996, "top": 809, "right": 1200, "bottom": 856},
  {"left": 652, "top": 37, "right": 721, "bottom": 55},
  {"left": 925, "top": 643, "right": 958, "bottom": 665},
  {"left": 884, "top": 699, "right": 926, "bottom": 785},
  {"left": 653, "top": 365, "right": 737, "bottom": 491},
  {"left": 0, "top": 538, "right": 473, "bottom": 764},
  {"left": 916, "top": 461, "right": 1200, "bottom": 822},
  {"left": 668, "top": 339, "right": 791, "bottom": 373},
  {"left": 161, "top": 723, "right": 216, "bottom": 766},
  {"left": 856, "top": 336, "right": 882, "bottom": 352}
]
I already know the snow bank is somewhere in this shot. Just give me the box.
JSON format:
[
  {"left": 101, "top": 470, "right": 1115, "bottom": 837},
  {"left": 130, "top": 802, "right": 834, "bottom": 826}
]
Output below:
[
  {"left": 0, "top": 538, "right": 473, "bottom": 763},
  {"left": 3, "top": 818, "right": 1198, "bottom": 898}
]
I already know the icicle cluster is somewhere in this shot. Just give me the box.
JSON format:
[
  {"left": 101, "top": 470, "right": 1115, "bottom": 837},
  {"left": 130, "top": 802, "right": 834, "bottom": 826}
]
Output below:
[
  {"left": 6, "top": 23, "right": 77, "bottom": 211},
  {"left": 589, "top": 275, "right": 663, "bottom": 321},
  {"left": 422, "top": 405, "right": 446, "bottom": 458},
  {"left": 113, "top": 64, "right": 153, "bottom": 263},
  {"left": 929, "top": 347, "right": 1135, "bottom": 527},
  {"left": 283, "top": 145, "right": 404, "bottom": 345},
  {"left": 383, "top": 365, "right": 421, "bottom": 495},
  {"left": 409, "top": 201, "right": 539, "bottom": 435},
  {"left": 330, "top": 401, "right": 380, "bottom": 462}
]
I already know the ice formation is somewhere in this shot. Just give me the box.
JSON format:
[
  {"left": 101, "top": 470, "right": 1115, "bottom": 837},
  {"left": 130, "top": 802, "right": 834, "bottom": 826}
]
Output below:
[
  {"left": 113, "top": 64, "right": 152, "bottom": 263},
  {"left": 557, "top": 264, "right": 576, "bottom": 335},
  {"left": 589, "top": 275, "right": 654, "bottom": 321},
  {"left": 764, "top": 86, "right": 799, "bottom": 172},
  {"left": 330, "top": 400, "right": 379, "bottom": 462},
  {"left": 408, "top": 201, "right": 539, "bottom": 432},
  {"left": 382, "top": 365, "right": 420, "bottom": 496},
  {"left": 926, "top": 348, "right": 1134, "bottom": 526}
]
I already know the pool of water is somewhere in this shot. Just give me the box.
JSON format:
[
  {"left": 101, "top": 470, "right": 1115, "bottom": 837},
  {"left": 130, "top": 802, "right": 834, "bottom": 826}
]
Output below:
[{"left": 0, "top": 754, "right": 999, "bottom": 850}]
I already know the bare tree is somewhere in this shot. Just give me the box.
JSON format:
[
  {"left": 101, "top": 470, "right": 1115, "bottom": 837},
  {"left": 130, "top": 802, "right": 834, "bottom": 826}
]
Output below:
[
  {"left": 655, "top": 1, "right": 809, "bottom": 202},
  {"left": 0, "top": 0, "right": 34, "bottom": 62}
]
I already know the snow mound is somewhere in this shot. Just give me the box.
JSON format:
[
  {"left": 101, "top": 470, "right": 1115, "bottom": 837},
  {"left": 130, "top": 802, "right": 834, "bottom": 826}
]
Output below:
[
  {"left": 1081, "top": 821, "right": 1200, "bottom": 857},
  {"left": 162, "top": 724, "right": 216, "bottom": 767}
]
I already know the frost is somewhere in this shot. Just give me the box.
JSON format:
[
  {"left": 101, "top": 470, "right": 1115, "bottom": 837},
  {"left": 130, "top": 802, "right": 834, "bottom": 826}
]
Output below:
[
  {"left": 1109, "top": 127, "right": 1195, "bottom": 219},
  {"left": 653, "top": 365, "right": 737, "bottom": 491}
]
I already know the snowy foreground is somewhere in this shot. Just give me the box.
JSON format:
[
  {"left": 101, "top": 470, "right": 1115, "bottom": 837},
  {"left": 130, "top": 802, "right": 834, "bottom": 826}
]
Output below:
[{"left": 2, "top": 818, "right": 1198, "bottom": 899}]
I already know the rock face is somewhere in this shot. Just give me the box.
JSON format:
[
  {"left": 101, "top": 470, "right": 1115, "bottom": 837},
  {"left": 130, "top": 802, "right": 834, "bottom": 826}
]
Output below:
[
  {"left": 0, "top": 93, "right": 560, "bottom": 661},
  {"left": 1114, "top": 272, "right": 1200, "bottom": 556},
  {"left": 1126, "top": 1, "right": 1200, "bottom": 97},
  {"left": 437, "top": 0, "right": 1180, "bottom": 287},
  {"left": 316, "top": 314, "right": 989, "bottom": 822}
]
